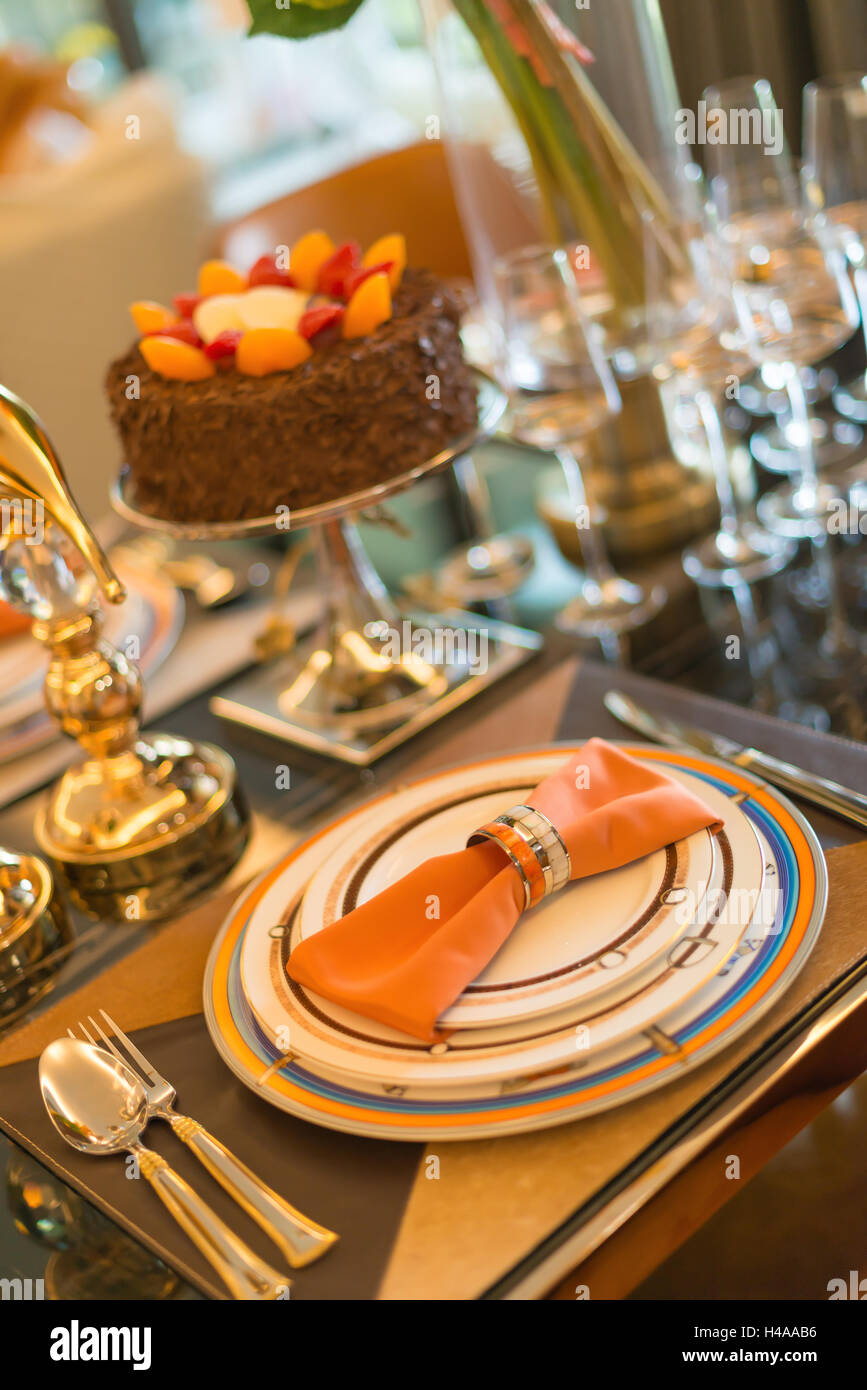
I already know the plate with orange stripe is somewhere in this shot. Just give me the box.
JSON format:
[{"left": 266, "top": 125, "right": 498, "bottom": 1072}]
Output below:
[
  {"left": 289, "top": 756, "right": 755, "bottom": 1031},
  {"left": 203, "top": 746, "right": 825, "bottom": 1140}
]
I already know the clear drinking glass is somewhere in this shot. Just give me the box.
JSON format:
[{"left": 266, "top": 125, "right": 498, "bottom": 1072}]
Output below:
[
  {"left": 492, "top": 244, "right": 665, "bottom": 645},
  {"left": 703, "top": 77, "right": 861, "bottom": 538},
  {"left": 642, "top": 206, "right": 795, "bottom": 586},
  {"left": 802, "top": 73, "right": 867, "bottom": 426}
]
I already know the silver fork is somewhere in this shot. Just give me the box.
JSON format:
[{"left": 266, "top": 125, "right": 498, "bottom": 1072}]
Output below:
[{"left": 71, "top": 1010, "right": 338, "bottom": 1268}]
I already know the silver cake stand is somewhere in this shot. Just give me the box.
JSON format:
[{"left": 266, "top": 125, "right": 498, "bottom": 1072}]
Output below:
[{"left": 112, "top": 372, "right": 541, "bottom": 764}]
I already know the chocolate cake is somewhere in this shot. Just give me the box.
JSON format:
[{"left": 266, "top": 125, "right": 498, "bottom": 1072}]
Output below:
[{"left": 105, "top": 267, "right": 478, "bottom": 524}]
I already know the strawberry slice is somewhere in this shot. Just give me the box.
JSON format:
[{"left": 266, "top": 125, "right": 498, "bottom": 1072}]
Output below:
[
  {"left": 248, "top": 254, "right": 296, "bottom": 288},
  {"left": 145, "top": 319, "right": 202, "bottom": 347},
  {"left": 297, "top": 300, "right": 345, "bottom": 337},
  {"left": 173, "top": 292, "right": 202, "bottom": 317},
  {"left": 343, "top": 260, "right": 395, "bottom": 301},
  {"left": 203, "top": 329, "right": 243, "bottom": 360},
  {"left": 316, "top": 242, "right": 362, "bottom": 298},
  {"left": 298, "top": 302, "right": 346, "bottom": 340}
]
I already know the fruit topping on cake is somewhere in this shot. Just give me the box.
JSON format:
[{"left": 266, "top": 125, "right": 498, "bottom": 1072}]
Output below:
[
  {"left": 343, "top": 272, "right": 392, "bottom": 339},
  {"left": 288, "top": 231, "right": 336, "bottom": 291},
  {"left": 235, "top": 327, "right": 312, "bottom": 377},
  {"left": 138, "top": 337, "right": 215, "bottom": 381},
  {"left": 128, "top": 232, "right": 407, "bottom": 380}
]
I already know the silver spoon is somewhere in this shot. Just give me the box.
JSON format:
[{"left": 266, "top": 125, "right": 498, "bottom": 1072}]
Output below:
[{"left": 39, "top": 1038, "right": 290, "bottom": 1300}]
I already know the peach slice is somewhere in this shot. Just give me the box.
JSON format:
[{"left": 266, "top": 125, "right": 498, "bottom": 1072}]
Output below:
[
  {"left": 362, "top": 234, "right": 406, "bottom": 291},
  {"left": 342, "top": 272, "right": 392, "bottom": 339},
  {"left": 129, "top": 300, "right": 176, "bottom": 334},
  {"left": 192, "top": 293, "right": 246, "bottom": 344},
  {"left": 237, "top": 286, "right": 309, "bottom": 332},
  {"left": 198, "top": 259, "right": 247, "bottom": 297},
  {"left": 290, "top": 231, "right": 336, "bottom": 293},
  {"left": 235, "top": 327, "right": 313, "bottom": 376},
  {"left": 140, "top": 336, "right": 215, "bottom": 381}
]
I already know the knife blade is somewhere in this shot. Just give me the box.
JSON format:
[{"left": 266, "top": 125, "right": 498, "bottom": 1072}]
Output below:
[{"left": 604, "top": 689, "right": 867, "bottom": 832}]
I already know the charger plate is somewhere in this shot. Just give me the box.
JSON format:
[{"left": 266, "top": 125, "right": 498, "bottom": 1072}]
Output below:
[{"left": 203, "top": 746, "right": 826, "bottom": 1141}]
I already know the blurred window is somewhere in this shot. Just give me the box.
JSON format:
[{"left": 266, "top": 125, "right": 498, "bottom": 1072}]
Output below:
[{"left": 0, "top": 0, "right": 436, "bottom": 215}]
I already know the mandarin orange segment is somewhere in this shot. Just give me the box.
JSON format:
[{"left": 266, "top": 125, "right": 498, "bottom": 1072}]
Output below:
[
  {"left": 290, "top": 231, "right": 336, "bottom": 292},
  {"left": 140, "top": 336, "right": 216, "bottom": 381},
  {"left": 342, "top": 272, "right": 392, "bottom": 339},
  {"left": 197, "top": 259, "right": 247, "bottom": 297},
  {"left": 235, "top": 327, "right": 313, "bottom": 376},
  {"left": 129, "top": 300, "right": 177, "bottom": 334},
  {"left": 362, "top": 234, "right": 406, "bottom": 291}
]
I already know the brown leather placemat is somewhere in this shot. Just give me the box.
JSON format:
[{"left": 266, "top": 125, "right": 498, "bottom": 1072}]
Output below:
[
  {"left": 1, "top": 656, "right": 865, "bottom": 1299},
  {"left": 0, "top": 1014, "right": 421, "bottom": 1301},
  {"left": 558, "top": 661, "right": 867, "bottom": 853}
]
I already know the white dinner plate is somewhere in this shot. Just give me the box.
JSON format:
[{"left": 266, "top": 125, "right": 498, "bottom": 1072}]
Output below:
[
  {"left": 296, "top": 777, "right": 728, "bottom": 1029},
  {"left": 239, "top": 751, "right": 764, "bottom": 1087}
]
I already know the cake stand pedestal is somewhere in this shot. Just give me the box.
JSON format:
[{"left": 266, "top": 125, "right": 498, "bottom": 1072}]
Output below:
[{"left": 112, "top": 373, "right": 541, "bottom": 765}]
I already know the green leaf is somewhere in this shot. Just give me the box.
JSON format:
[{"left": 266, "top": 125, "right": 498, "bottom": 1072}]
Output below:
[{"left": 246, "top": 0, "right": 366, "bottom": 40}]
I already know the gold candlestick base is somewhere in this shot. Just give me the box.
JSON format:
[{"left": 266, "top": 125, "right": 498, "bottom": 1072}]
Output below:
[{"left": 34, "top": 735, "right": 248, "bottom": 922}]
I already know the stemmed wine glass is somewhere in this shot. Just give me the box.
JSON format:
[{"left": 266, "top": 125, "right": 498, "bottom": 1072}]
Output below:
[
  {"left": 702, "top": 77, "right": 861, "bottom": 539},
  {"left": 492, "top": 244, "right": 665, "bottom": 648},
  {"left": 802, "top": 73, "right": 867, "bottom": 426},
  {"left": 642, "top": 205, "right": 795, "bottom": 586}
]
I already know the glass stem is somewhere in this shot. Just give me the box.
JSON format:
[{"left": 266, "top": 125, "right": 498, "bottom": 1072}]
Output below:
[
  {"left": 554, "top": 444, "right": 615, "bottom": 588},
  {"left": 730, "top": 576, "right": 778, "bottom": 712},
  {"left": 853, "top": 264, "right": 867, "bottom": 358},
  {"left": 783, "top": 363, "right": 819, "bottom": 511},
  {"left": 451, "top": 453, "right": 496, "bottom": 541},
  {"left": 853, "top": 264, "right": 867, "bottom": 396},
  {"left": 811, "top": 528, "right": 854, "bottom": 660},
  {"left": 695, "top": 388, "right": 740, "bottom": 537}
]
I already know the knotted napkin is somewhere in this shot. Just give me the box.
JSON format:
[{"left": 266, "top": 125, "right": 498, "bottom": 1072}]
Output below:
[{"left": 287, "top": 739, "right": 722, "bottom": 1041}]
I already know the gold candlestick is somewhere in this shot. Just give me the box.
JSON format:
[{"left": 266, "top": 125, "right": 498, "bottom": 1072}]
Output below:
[{"left": 0, "top": 385, "right": 249, "bottom": 921}]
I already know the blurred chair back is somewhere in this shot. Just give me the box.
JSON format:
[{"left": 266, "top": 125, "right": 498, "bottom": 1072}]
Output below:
[{"left": 217, "top": 139, "right": 535, "bottom": 283}]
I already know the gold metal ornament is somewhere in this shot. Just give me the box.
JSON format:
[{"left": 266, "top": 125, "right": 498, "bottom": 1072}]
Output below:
[
  {"left": 0, "top": 847, "right": 71, "bottom": 1028},
  {"left": 0, "top": 385, "right": 249, "bottom": 921}
]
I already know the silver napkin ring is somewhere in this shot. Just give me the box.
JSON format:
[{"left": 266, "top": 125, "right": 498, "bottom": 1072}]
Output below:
[{"left": 467, "top": 804, "right": 571, "bottom": 910}]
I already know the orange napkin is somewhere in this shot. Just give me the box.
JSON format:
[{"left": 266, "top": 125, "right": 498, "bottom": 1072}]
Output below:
[
  {"left": 0, "top": 599, "right": 31, "bottom": 640},
  {"left": 287, "top": 740, "right": 722, "bottom": 1041}
]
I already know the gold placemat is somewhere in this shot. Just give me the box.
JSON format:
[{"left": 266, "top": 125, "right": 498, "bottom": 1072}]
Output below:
[{"left": 0, "top": 882, "right": 242, "bottom": 1069}]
